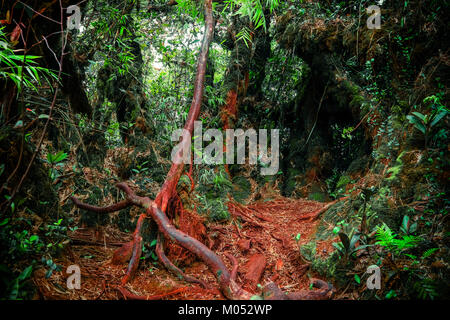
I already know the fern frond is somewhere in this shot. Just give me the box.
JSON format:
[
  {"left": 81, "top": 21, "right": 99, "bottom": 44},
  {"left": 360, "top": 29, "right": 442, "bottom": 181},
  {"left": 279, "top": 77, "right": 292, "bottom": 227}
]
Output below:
[{"left": 422, "top": 248, "right": 439, "bottom": 259}]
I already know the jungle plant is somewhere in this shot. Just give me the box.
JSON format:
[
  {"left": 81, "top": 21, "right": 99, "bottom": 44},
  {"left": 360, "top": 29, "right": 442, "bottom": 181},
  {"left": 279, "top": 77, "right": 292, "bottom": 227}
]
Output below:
[
  {"left": 399, "top": 215, "right": 417, "bottom": 235},
  {"left": 45, "top": 151, "right": 68, "bottom": 181},
  {"left": 222, "top": 0, "right": 280, "bottom": 46},
  {"left": 375, "top": 223, "right": 421, "bottom": 255},
  {"left": 0, "top": 27, "right": 57, "bottom": 92},
  {"left": 196, "top": 167, "right": 232, "bottom": 221},
  {"left": 413, "top": 278, "right": 439, "bottom": 300},
  {"left": 41, "top": 257, "right": 62, "bottom": 279},
  {"left": 132, "top": 160, "right": 150, "bottom": 175},
  {"left": 407, "top": 96, "right": 448, "bottom": 153},
  {"left": 0, "top": 264, "right": 33, "bottom": 300},
  {"left": 333, "top": 231, "right": 372, "bottom": 262},
  {"left": 43, "top": 218, "right": 70, "bottom": 252}
]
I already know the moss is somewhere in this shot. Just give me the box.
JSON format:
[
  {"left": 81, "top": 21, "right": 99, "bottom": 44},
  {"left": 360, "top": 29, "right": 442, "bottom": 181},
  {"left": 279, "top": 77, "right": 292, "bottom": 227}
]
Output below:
[
  {"left": 300, "top": 241, "right": 317, "bottom": 262},
  {"left": 311, "top": 252, "right": 340, "bottom": 279},
  {"left": 347, "top": 156, "right": 369, "bottom": 174},
  {"left": 76, "top": 131, "right": 106, "bottom": 169},
  {"left": 336, "top": 175, "right": 351, "bottom": 190},
  {"left": 79, "top": 186, "right": 109, "bottom": 227},
  {"left": 231, "top": 176, "right": 251, "bottom": 204},
  {"left": 300, "top": 240, "right": 343, "bottom": 282},
  {"left": 308, "top": 192, "right": 326, "bottom": 202},
  {"left": 284, "top": 168, "right": 302, "bottom": 196}
]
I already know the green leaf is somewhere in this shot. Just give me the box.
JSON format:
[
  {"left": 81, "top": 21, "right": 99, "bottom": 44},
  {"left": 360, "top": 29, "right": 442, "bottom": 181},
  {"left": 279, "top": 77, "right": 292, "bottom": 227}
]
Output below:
[
  {"left": 430, "top": 110, "right": 447, "bottom": 127},
  {"left": 354, "top": 274, "right": 361, "bottom": 284},
  {"left": 45, "top": 269, "right": 53, "bottom": 278},
  {"left": 385, "top": 290, "right": 397, "bottom": 299},
  {"left": 422, "top": 248, "right": 439, "bottom": 259},
  {"left": 53, "top": 151, "right": 68, "bottom": 163},
  {"left": 17, "top": 265, "right": 33, "bottom": 282},
  {"left": 338, "top": 232, "right": 350, "bottom": 252},
  {"left": 9, "top": 279, "right": 19, "bottom": 300},
  {"left": 353, "top": 244, "right": 373, "bottom": 252},
  {"left": 409, "top": 222, "right": 417, "bottom": 233},
  {"left": 406, "top": 115, "right": 426, "bottom": 134},
  {"left": 350, "top": 234, "right": 360, "bottom": 249},
  {"left": 332, "top": 242, "right": 345, "bottom": 254},
  {"left": 411, "top": 112, "right": 426, "bottom": 121},
  {"left": 13, "top": 120, "right": 23, "bottom": 128},
  {"left": 404, "top": 253, "right": 417, "bottom": 260},
  {"left": 401, "top": 215, "right": 410, "bottom": 233}
]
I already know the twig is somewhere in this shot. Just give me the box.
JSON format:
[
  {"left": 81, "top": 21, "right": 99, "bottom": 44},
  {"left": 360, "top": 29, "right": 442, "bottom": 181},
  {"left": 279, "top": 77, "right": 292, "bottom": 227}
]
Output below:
[{"left": 303, "top": 81, "right": 329, "bottom": 149}]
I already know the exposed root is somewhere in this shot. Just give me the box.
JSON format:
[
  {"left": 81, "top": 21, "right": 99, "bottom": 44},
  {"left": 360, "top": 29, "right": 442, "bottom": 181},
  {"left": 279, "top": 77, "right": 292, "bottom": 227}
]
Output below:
[
  {"left": 262, "top": 279, "right": 333, "bottom": 300},
  {"left": 156, "top": 233, "right": 209, "bottom": 289},
  {"left": 70, "top": 196, "right": 132, "bottom": 213},
  {"left": 224, "top": 253, "right": 238, "bottom": 281},
  {"left": 117, "top": 286, "right": 189, "bottom": 300}
]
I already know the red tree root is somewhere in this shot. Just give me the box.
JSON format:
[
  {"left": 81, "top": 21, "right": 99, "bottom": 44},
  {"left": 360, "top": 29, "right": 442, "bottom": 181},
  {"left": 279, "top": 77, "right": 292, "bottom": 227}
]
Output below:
[
  {"left": 117, "top": 286, "right": 189, "bottom": 300},
  {"left": 243, "top": 254, "right": 266, "bottom": 288},
  {"left": 224, "top": 253, "right": 238, "bottom": 281},
  {"left": 70, "top": 196, "right": 131, "bottom": 213},
  {"left": 121, "top": 213, "right": 145, "bottom": 284},
  {"left": 72, "top": 184, "right": 334, "bottom": 300},
  {"left": 156, "top": 233, "right": 209, "bottom": 289},
  {"left": 72, "top": 182, "right": 251, "bottom": 299},
  {"left": 262, "top": 279, "right": 333, "bottom": 300}
]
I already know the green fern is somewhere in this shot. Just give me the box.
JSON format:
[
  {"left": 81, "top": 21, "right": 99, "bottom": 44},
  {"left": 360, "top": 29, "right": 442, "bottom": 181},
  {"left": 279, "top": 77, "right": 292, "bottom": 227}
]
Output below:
[
  {"left": 421, "top": 248, "right": 439, "bottom": 259},
  {"left": 375, "top": 223, "right": 421, "bottom": 254},
  {"left": 375, "top": 223, "right": 396, "bottom": 249},
  {"left": 222, "top": 0, "right": 280, "bottom": 46}
]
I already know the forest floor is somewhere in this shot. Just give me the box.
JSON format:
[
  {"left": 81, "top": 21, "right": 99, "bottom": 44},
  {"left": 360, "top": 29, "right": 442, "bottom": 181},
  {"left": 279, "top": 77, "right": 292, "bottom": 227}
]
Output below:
[{"left": 31, "top": 197, "right": 339, "bottom": 300}]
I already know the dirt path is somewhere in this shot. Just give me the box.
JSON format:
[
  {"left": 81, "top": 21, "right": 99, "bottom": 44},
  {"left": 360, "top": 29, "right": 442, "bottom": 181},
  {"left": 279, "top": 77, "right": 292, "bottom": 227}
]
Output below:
[{"left": 33, "top": 198, "right": 337, "bottom": 300}]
